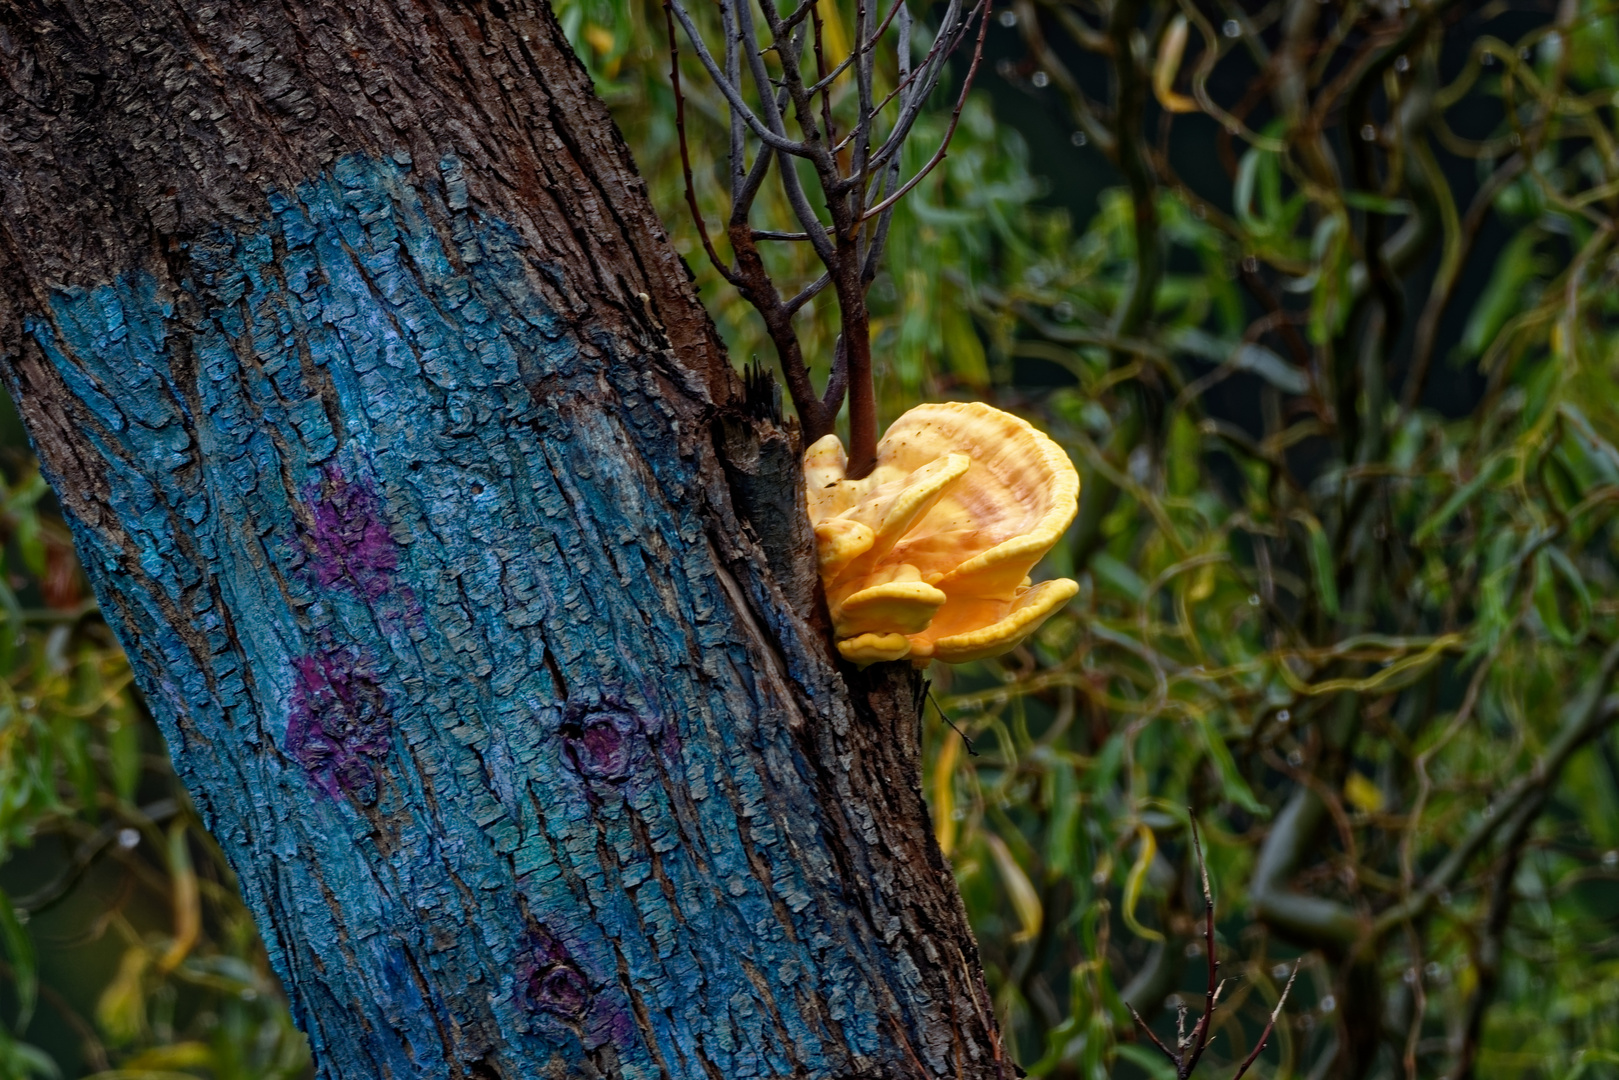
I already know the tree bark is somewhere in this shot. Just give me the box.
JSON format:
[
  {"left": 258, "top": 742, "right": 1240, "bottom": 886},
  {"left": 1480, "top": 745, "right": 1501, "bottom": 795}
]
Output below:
[{"left": 0, "top": 2, "right": 1009, "bottom": 1076}]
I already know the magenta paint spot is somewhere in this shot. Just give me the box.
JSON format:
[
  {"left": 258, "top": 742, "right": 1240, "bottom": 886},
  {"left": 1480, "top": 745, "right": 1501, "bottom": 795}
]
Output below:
[
  {"left": 519, "top": 928, "right": 593, "bottom": 1021},
  {"left": 559, "top": 707, "right": 643, "bottom": 783},
  {"left": 530, "top": 964, "right": 590, "bottom": 1019},
  {"left": 285, "top": 646, "right": 391, "bottom": 803},
  {"left": 305, "top": 464, "right": 399, "bottom": 600},
  {"left": 516, "top": 927, "right": 633, "bottom": 1050}
]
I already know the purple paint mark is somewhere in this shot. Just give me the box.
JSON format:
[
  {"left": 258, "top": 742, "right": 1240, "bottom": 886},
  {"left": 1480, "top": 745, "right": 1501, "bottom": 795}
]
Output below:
[
  {"left": 519, "top": 927, "right": 592, "bottom": 1021},
  {"left": 517, "top": 927, "right": 634, "bottom": 1051},
  {"left": 304, "top": 464, "right": 399, "bottom": 601},
  {"left": 285, "top": 646, "right": 391, "bottom": 803},
  {"left": 559, "top": 707, "right": 644, "bottom": 783},
  {"left": 531, "top": 964, "right": 590, "bottom": 1020}
]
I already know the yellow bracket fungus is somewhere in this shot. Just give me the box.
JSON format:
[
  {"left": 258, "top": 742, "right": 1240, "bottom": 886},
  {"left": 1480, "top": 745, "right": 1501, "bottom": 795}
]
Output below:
[{"left": 805, "top": 401, "right": 1081, "bottom": 666}]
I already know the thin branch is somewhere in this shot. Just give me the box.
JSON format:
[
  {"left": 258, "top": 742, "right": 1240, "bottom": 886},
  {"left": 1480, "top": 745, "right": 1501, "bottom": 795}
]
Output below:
[
  {"left": 16, "top": 799, "right": 182, "bottom": 914},
  {"left": 732, "top": 86, "right": 796, "bottom": 226},
  {"left": 1454, "top": 797, "right": 1539, "bottom": 1080},
  {"left": 804, "top": 0, "right": 909, "bottom": 98},
  {"left": 849, "top": 0, "right": 878, "bottom": 207},
  {"left": 1017, "top": 0, "right": 1115, "bottom": 157},
  {"left": 666, "top": 1, "right": 740, "bottom": 285},
  {"left": 722, "top": 0, "right": 745, "bottom": 204},
  {"left": 859, "top": 0, "right": 907, "bottom": 282},
  {"left": 1128, "top": 1001, "right": 1182, "bottom": 1068},
  {"left": 821, "top": 329, "right": 849, "bottom": 413},
  {"left": 1231, "top": 961, "right": 1302, "bottom": 1080},
  {"left": 784, "top": 271, "right": 834, "bottom": 316},
  {"left": 851, "top": 0, "right": 973, "bottom": 178},
  {"left": 1373, "top": 644, "right": 1619, "bottom": 936},
  {"left": 925, "top": 682, "right": 978, "bottom": 756},
  {"left": 752, "top": 227, "right": 834, "bottom": 241},
  {"left": 666, "top": 0, "right": 814, "bottom": 156},
  {"left": 728, "top": 1, "right": 842, "bottom": 261},
  {"left": 861, "top": 0, "right": 990, "bottom": 222},
  {"left": 811, "top": 0, "right": 836, "bottom": 149},
  {"left": 1399, "top": 152, "right": 1526, "bottom": 414},
  {"left": 1183, "top": 818, "right": 1221, "bottom": 1076}
]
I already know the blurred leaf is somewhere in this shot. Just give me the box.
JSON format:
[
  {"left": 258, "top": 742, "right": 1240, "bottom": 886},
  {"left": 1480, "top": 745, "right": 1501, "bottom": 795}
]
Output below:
[
  {"left": 1415, "top": 455, "right": 1512, "bottom": 542},
  {"left": 934, "top": 732, "right": 961, "bottom": 857},
  {"left": 96, "top": 947, "right": 151, "bottom": 1045},
  {"left": 1115, "top": 1041, "right": 1178, "bottom": 1079},
  {"left": 1301, "top": 513, "right": 1340, "bottom": 617},
  {"left": 1563, "top": 1049, "right": 1619, "bottom": 1080},
  {"left": 1172, "top": 329, "right": 1309, "bottom": 394},
  {"left": 119, "top": 1042, "right": 215, "bottom": 1070},
  {"left": 984, "top": 832, "right": 1043, "bottom": 944},
  {"left": 0, "top": 1030, "right": 60, "bottom": 1080},
  {"left": 1341, "top": 191, "right": 1413, "bottom": 215},
  {"left": 0, "top": 887, "right": 35, "bottom": 1032},
  {"left": 1344, "top": 771, "right": 1385, "bottom": 814},
  {"left": 1152, "top": 16, "right": 1199, "bottom": 113},
  {"left": 1045, "top": 760, "right": 1082, "bottom": 879},
  {"left": 1459, "top": 231, "right": 1544, "bottom": 358},
  {"left": 1091, "top": 553, "right": 1146, "bottom": 602},
  {"left": 107, "top": 701, "right": 140, "bottom": 804},
  {"left": 1121, "top": 825, "right": 1164, "bottom": 943},
  {"left": 1196, "top": 716, "right": 1265, "bottom": 815},
  {"left": 157, "top": 822, "right": 200, "bottom": 975},
  {"left": 1534, "top": 547, "right": 1591, "bottom": 646}
]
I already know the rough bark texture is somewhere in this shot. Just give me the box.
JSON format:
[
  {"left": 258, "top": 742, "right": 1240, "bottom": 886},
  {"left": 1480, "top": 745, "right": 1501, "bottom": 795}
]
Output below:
[{"left": 0, "top": 2, "right": 1010, "bottom": 1076}]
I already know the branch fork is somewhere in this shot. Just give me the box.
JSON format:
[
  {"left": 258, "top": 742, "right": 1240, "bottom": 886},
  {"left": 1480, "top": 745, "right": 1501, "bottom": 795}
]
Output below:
[
  {"left": 1128, "top": 819, "right": 1302, "bottom": 1080},
  {"left": 664, "top": 0, "right": 990, "bottom": 476}
]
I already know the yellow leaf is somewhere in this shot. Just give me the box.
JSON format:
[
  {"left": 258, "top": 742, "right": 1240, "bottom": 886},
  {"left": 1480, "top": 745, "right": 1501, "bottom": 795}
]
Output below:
[
  {"left": 1153, "top": 16, "right": 1201, "bottom": 113},
  {"left": 120, "top": 1042, "right": 216, "bottom": 1069},
  {"left": 940, "top": 298, "right": 990, "bottom": 389},
  {"left": 1122, "top": 824, "right": 1165, "bottom": 942},
  {"left": 1456, "top": 960, "right": 1477, "bottom": 999},
  {"left": 583, "top": 23, "right": 615, "bottom": 56},
  {"left": 1188, "top": 562, "right": 1215, "bottom": 602},
  {"left": 157, "top": 822, "right": 200, "bottom": 975},
  {"left": 1344, "top": 771, "right": 1385, "bottom": 814},
  {"left": 984, "top": 832, "right": 1043, "bottom": 943},
  {"left": 96, "top": 947, "right": 150, "bottom": 1044}
]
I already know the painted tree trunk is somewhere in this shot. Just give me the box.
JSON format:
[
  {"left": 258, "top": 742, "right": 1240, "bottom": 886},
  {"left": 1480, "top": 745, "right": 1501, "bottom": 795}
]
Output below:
[{"left": 0, "top": 2, "right": 1010, "bottom": 1077}]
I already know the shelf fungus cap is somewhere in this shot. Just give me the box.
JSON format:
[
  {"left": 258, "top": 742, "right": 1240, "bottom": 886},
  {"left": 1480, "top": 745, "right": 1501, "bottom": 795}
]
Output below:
[{"left": 806, "top": 401, "right": 1080, "bottom": 666}]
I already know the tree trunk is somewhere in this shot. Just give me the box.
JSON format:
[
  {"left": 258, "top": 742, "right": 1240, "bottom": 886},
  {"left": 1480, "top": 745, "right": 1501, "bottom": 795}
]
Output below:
[{"left": 0, "top": 2, "right": 1009, "bottom": 1076}]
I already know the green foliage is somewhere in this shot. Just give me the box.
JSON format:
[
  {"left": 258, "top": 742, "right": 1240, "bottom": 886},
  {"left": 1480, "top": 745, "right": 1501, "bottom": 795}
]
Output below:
[
  {"left": 7, "top": 0, "right": 1619, "bottom": 1077},
  {"left": 911, "top": 1, "right": 1619, "bottom": 1075}
]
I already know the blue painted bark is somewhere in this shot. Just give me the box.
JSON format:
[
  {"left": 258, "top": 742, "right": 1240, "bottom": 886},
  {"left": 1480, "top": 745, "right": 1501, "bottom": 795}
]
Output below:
[{"left": 0, "top": 2, "right": 1008, "bottom": 1077}]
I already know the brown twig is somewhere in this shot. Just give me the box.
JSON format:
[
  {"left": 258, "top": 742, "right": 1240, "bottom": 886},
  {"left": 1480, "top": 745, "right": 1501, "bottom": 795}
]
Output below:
[
  {"left": 1128, "top": 817, "right": 1295, "bottom": 1080},
  {"left": 1231, "top": 961, "right": 1302, "bottom": 1080},
  {"left": 666, "top": 0, "right": 986, "bottom": 459},
  {"left": 859, "top": 0, "right": 991, "bottom": 222},
  {"left": 664, "top": 1, "right": 738, "bottom": 287}
]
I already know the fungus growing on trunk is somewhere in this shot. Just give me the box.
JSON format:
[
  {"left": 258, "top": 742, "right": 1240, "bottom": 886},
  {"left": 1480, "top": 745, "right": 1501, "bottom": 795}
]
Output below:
[{"left": 806, "top": 402, "right": 1081, "bottom": 665}]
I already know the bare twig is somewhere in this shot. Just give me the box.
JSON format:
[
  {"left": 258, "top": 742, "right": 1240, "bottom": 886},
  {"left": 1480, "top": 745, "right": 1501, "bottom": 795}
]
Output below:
[
  {"left": 665, "top": 1, "right": 739, "bottom": 285},
  {"left": 1127, "top": 817, "right": 1294, "bottom": 1080},
  {"left": 1183, "top": 819, "right": 1221, "bottom": 1076},
  {"left": 1231, "top": 962, "right": 1302, "bottom": 1080},
  {"left": 665, "top": 0, "right": 987, "bottom": 457},
  {"left": 860, "top": 0, "right": 991, "bottom": 222}
]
